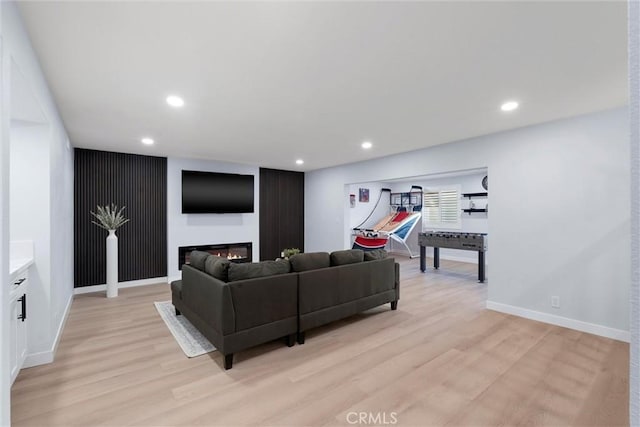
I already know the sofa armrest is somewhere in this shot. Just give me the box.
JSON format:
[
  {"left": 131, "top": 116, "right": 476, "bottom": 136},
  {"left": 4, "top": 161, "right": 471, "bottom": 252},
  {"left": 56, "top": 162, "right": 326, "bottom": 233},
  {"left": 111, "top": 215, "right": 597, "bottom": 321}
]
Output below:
[
  {"left": 228, "top": 273, "right": 298, "bottom": 332},
  {"left": 182, "top": 265, "right": 236, "bottom": 335}
]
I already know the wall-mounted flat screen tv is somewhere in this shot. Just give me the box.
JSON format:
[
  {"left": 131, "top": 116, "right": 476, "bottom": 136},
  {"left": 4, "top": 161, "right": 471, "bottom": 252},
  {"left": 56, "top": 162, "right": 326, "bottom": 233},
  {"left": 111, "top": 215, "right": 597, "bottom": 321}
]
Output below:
[{"left": 182, "top": 170, "right": 254, "bottom": 214}]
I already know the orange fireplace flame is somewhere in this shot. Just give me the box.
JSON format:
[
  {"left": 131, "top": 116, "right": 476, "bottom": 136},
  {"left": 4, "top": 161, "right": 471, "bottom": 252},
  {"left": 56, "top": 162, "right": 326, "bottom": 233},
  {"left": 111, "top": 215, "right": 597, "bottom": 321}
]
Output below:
[{"left": 215, "top": 252, "right": 244, "bottom": 260}]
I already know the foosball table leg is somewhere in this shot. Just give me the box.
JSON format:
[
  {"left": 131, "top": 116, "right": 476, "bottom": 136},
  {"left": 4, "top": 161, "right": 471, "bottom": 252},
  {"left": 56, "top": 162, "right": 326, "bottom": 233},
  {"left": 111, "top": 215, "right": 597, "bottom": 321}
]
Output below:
[{"left": 478, "top": 251, "right": 485, "bottom": 283}]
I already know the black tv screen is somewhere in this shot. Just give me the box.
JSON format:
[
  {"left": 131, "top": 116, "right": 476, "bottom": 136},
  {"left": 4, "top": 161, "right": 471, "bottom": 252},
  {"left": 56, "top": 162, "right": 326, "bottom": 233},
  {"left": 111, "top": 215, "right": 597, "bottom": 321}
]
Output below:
[{"left": 182, "top": 170, "right": 254, "bottom": 214}]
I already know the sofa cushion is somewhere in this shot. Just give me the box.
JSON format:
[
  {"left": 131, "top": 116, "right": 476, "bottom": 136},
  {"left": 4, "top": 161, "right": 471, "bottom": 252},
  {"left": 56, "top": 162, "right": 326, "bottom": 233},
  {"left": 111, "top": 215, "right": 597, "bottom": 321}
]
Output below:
[
  {"left": 364, "top": 249, "right": 388, "bottom": 261},
  {"left": 204, "top": 255, "right": 231, "bottom": 282},
  {"left": 330, "top": 249, "right": 364, "bottom": 266},
  {"left": 290, "top": 252, "right": 330, "bottom": 272},
  {"left": 228, "top": 260, "right": 291, "bottom": 282},
  {"left": 189, "top": 250, "right": 210, "bottom": 271}
]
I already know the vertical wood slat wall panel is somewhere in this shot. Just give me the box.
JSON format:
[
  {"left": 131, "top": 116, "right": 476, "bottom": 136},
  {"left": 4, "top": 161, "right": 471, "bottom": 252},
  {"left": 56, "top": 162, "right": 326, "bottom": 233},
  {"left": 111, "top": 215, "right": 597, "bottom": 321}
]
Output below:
[
  {"left": 259, "top": 168, "right": 304, "bottom": 261},
  {"left": 74, "top": 149, "right": 167, "bottom": 287}
]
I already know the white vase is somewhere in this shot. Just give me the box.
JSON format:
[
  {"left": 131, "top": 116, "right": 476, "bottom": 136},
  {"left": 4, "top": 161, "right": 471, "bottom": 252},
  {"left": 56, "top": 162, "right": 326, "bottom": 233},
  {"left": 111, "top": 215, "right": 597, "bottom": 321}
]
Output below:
[{"left": 106, "top": 229, "right": 118, "bottom": 298}]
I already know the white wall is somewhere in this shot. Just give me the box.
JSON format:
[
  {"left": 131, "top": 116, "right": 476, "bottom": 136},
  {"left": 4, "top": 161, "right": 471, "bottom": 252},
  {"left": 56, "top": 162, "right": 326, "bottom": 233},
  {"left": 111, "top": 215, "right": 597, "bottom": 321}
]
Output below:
[
  {"left": 0, "top": 5, "right": 11, "bottom": 423},
  {"left": 306, "top": 107, "right": 630, "bottom": 338},
  {"left": 10, "top": 124, "right": 51, "bottom": 355},
  {"left": 346, "top": 181, "right": 390, "bottom": 229},
  {"left": 167, "top": 157, "right": 260, "bottom": 281},
  {"left": 629, "top": 0, "right": 639, "bottom": 423},
  {"left": 48, "top": 129, "right": 73, "bottom": 341},
  {"left": 0, "top": 3, "right": 74, "bottom": 422}
]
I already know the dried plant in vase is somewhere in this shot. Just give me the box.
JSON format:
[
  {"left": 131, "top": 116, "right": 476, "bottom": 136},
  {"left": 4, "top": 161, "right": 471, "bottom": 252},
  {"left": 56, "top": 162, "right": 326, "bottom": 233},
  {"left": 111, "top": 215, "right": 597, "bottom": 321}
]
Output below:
[
  {"left": 90, "top": 204, "right": 129, "bottom": 298},
  {"left": 91, "top": 203, "right": 130, "bottom": 231}
]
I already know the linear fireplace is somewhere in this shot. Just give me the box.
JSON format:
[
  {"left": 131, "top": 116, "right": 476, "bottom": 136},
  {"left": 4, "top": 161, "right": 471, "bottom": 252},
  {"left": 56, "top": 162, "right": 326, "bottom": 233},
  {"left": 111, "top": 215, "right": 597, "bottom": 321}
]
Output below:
[{"left": 178, "top": 242, "right": 253, "bottom": 270}]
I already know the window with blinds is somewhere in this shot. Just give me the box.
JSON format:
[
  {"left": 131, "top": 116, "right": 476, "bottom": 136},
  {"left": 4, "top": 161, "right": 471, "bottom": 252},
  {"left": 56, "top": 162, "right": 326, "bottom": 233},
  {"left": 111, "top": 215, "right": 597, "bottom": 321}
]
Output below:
[{"left": 422, "top": 187, "right": 461, "bottom": 229}]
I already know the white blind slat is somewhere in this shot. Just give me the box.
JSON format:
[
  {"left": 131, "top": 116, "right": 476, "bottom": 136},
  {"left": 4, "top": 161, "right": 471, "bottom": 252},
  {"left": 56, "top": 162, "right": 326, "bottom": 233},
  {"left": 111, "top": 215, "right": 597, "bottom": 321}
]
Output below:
[{"left": 422, "top": 188, "right": 461, "bottom": 229}]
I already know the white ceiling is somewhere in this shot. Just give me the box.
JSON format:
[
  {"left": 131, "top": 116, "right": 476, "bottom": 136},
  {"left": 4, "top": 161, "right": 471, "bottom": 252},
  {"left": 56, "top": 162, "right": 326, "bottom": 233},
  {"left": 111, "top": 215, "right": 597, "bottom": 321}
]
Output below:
[{"left": 18, "top": 1, "right": 628, "bottom": 171}]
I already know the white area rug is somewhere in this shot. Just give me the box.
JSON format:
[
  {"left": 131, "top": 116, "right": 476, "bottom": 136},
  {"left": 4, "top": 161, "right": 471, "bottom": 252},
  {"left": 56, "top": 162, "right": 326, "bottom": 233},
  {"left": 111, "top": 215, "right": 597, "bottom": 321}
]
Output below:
[{"left": 154, "top": 301, "right": 216, "bottom": 358}]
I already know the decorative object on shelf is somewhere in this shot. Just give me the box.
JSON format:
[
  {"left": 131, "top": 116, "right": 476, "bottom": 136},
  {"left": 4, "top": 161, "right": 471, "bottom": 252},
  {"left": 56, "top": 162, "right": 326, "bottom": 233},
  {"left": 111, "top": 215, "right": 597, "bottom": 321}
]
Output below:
[
  {"left": 482, "top": 175, "right": 488, "bottom": 191},
  {"left": 91, "top": 204, "right": 130, "bottom": 298},
  {"left": 350, "top": 194, "right": 356, "bottom": 208},
  {"left": 359, "top": 188, "right": 369, "bottom": 203},
  {"left": 281, "top": 248, "right": 301, "bottom": 259},
  {"left": 469, "top": 200, "right": 475, "bottom": 209}
]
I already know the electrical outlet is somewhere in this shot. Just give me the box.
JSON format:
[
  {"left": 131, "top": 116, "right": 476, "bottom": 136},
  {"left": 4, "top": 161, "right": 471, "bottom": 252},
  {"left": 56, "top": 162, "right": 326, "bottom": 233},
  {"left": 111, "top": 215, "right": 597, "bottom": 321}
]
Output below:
[{"left": 551, "top": 296, "right": 560, "bottom": 308}]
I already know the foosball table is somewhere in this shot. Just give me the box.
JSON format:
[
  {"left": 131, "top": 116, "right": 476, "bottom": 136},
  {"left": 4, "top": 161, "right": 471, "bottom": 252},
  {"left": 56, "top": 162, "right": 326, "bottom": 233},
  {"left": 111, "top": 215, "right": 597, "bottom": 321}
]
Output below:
[{"left": 418, "top": 231, "right": 488, "bottom": 283}]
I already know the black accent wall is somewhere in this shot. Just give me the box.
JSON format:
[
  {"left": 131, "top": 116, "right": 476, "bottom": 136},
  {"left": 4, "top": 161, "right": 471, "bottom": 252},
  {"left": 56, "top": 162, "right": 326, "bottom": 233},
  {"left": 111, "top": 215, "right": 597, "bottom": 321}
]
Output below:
[
  {"left": 259, "top": 168, "right": 305, "bottom": 261},
  {"left": 74, "top": 149, "right": 167, "bottom": 287}
]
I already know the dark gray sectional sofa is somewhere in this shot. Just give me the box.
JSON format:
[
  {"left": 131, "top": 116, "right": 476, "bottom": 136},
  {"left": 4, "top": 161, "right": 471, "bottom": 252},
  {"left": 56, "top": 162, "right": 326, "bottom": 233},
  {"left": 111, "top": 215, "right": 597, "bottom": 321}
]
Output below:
[
  {"left": 171, "top": 248, "right": 399, "bottom": 369},
  {"left": 296, "top": 253, "right": 399, "bottom": 344}
]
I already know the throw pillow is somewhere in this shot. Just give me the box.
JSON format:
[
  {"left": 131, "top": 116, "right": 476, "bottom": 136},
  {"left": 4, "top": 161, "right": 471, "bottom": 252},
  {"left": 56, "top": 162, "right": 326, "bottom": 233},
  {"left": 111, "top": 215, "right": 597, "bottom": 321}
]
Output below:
[
  {"left": 189, "top": 250, "right": 210, "bottom": 271},
  {"left": 364, "top": 249, "right": 389, "bottom": 261},
  {"left": 289, "top": 252, "right": 330, "bottom": 272},
  {"left": 204, "top": 255, "right": 231, "bottom": 282},
  {"left": 227, "top": 259, "right": 291, "bottom": 282},
  {"left": 330, "top": 249, "right": 364, "bottom": 266}
]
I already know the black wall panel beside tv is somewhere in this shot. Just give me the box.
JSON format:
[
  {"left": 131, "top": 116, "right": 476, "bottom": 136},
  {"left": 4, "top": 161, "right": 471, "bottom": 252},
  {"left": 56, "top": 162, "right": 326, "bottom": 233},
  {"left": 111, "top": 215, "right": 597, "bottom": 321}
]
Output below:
[{"left": 182, "top": 170, "right": 255, "bottom": 213}]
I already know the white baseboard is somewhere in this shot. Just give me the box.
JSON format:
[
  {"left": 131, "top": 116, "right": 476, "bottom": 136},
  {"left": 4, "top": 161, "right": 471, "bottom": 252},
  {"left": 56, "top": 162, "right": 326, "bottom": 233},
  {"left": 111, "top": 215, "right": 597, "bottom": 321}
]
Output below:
[
  {"left": 23, "top": 292, "right": 73, "bottom": 368},
  {"left": 486, "top": 300, "right": 630, "bottom": 343},
  {"left": 74, "top": 277, "right": 168, "bottom": 295},
  {"left": 23, "top": 349, "right": 54, "bottom": 368},
  {"left": 52, "top": 294, "right": 73, "bottom": 355}
]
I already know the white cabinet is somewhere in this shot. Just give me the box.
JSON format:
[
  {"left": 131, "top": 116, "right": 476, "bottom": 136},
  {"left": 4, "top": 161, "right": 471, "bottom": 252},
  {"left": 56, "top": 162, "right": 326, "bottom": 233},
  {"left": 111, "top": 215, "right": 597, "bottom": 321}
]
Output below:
[{"left": 9, "top": 269, "right": 28, "bottom": 385}]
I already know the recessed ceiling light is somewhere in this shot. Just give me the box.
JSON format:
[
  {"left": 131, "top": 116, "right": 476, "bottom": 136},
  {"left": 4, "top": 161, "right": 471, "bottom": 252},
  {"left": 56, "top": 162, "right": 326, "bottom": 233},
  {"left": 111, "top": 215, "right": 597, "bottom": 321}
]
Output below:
[
  {"left": 500, "top": 101, "right": 519, "bottom": 112},
  {"left": 361, "top": 141, "right": 373, "bottom": 149},
  {"left": 141, "top": 137, "right": 154, "bottom": 145},
  {"left": 296, "top": 159, "right": 304, "bottom": 165},
  {"left": 166, "top": 95, "right": 185, "bottom": 108}
]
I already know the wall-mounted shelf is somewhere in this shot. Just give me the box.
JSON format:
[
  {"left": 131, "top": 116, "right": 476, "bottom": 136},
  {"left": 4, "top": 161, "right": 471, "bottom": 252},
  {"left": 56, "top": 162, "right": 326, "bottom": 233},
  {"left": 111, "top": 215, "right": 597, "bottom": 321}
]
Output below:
[
  {"left": 462, "top": 208, "right": 487, "bottom": 215},
  {"left": 462, "top": 192, "right": 488, "bottom": 199}
]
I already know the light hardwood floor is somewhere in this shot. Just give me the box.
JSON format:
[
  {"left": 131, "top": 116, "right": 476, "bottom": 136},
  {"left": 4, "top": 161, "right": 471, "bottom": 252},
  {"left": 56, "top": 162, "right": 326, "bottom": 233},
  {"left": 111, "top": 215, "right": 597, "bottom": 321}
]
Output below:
[{"left": 11, "top": 258, "right": 629, "bottom": 426}]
